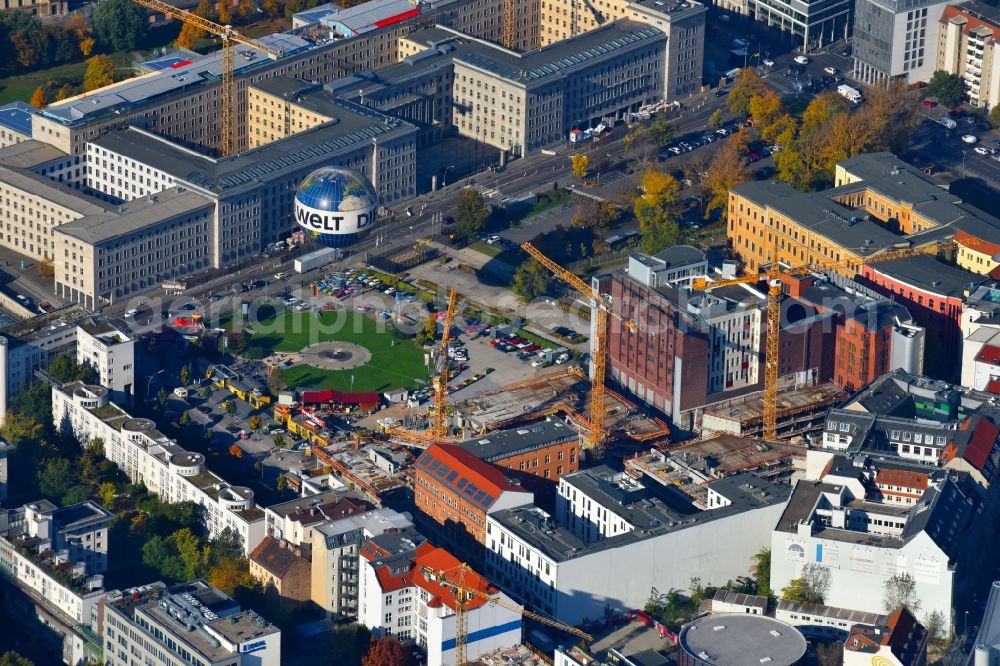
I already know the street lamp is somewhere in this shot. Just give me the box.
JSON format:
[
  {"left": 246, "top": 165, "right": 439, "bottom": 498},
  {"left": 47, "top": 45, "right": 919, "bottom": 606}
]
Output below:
[
  {"left": 442, "top": 165, "right": 455, "bottom": 188},
  {"left": 146, "top": 369, "right": 167, "bottom": 402}
]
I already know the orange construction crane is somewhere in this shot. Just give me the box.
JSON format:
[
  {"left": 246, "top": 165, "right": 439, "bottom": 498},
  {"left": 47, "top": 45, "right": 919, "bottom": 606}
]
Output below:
[
  {"left": 432, "top": 289, "right": 459, "bottom": 438},
  {"left": 521, "top": 242, "right": 636, "bottom": 449},
  {"left": 131, "top": 0, "right": 283, "bottom": 156},
  {"left": 692, "top": 240, "right": 956, "bottom": 441},
  {"left": 421, "top": 563, "right": 592, "bottom": 666}
]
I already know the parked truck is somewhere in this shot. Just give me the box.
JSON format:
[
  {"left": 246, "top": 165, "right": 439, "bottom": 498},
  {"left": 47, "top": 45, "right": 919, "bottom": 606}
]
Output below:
[
  {"left": 294, "top": 247, "right": 342, "bottom": 273},
  {"left": 837, "top": 84, "right": 863, "bottom": 104}
]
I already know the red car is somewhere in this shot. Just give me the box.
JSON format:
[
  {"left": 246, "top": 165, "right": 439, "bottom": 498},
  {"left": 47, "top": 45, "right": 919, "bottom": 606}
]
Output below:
[
  {"left": 921, "top": 99, "right": 936, "bottom": 108},
  {"left": 522, "top": 344, "right": 540, "bottom": 352}
]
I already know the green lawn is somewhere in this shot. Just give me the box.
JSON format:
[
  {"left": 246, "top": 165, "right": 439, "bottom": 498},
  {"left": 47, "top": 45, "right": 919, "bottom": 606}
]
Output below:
[
  {"left": 0, "top": 52, "right": 134, "bottom": 106},
  {"left": 249, "top": 311, "right": 428, "bottom": 393},
  {"left": 469, "top": 240, "right": 502, "bottom": 257}
]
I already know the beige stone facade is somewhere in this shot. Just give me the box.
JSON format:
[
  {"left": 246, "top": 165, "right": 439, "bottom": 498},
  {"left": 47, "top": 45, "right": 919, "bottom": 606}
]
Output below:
[{"left": 937, "top": 3, "right": 1000, "bottom": 110}]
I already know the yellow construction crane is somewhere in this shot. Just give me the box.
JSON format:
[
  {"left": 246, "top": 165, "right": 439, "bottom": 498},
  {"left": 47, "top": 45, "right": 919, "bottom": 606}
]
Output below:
[
  {"left": 521, "top": 242, "right": 635, "bottom": 449},
  {"left": 692, "top": 240, "right": 956, "bottom": 441},
  {"left": 432, "top": 289, "right": 459, "bottom": 438},
  {"left": 422, "top": 563, "right": 592, "bottom": 666},
  {"left": 132, "top": 0, "right": 283, "bottom": 156}
]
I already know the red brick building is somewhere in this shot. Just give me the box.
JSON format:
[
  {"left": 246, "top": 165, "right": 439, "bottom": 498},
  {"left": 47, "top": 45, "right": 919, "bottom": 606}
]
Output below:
[
  {"left": 861, "top": 256, "right": 987, "bottom": 380},
  {"left": 414, "top": 444, "right": 533, "bottom": 550}
]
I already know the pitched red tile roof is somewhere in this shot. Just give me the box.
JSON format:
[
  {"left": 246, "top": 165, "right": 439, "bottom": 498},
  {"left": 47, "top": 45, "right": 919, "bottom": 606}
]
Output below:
[
  {"left": 986, "top": 378, "right": 1000, "bottom": 395},
  {"left": 976, "top": 344, "right": 1000, "bottom": 366},
  {"left": 415, "top": 444, "right": 527, "bottom": 511},
  {"left": 250, "top": 536, "right": 310, "bottom": 578},
  {"left": 876, "top": 468, "right": 929, "bottom": 491},
  {"left": 959, "top": 415, "right": 999, "bottom": 473},
  {"left": 939, "top": 4, "right": 1000, "bottom": 38},
  {"left": 412, "top": 547, "right": 500, "bottom": 612},
  {"left": 955, "top": 230, "right": 1000, "bottom": 258}
]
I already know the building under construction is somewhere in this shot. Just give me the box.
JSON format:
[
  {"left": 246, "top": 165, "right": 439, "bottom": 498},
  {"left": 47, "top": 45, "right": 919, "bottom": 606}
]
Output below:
[{"left": 452, "top": 368, "right": 672, "bottom": 446}]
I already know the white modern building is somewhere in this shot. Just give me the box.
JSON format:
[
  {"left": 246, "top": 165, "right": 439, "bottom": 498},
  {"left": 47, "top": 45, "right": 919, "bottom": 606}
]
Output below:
[
  {"left": 486, "top": 470, "right": 789, "bottom": 625},
  {"left": 0, "top": 305, "right": 134, "bottom": 425},
  {"left": 358, "top": 529, "right": 522, "bottom": 666},
  {"left": 0, "top": 438, "right": 12, "bottom": 504},
  {"left": 264, "top": 489, "right": 372, "bottom": 547},
  {"left": 51, "top": 382, "right": 265, "bottom": 555},
  {"left": 101, "top": 579, "right": 281, "bottom": 666},
  {"left": 625, "top": 245, "right": 708, "bottom": 289},
  {"left": 853, "top": 0, "right": 949, "bottom": 84},
  {"left": 770, "top": 455, "right": 978, "bottom": 634},
  {"left": 962, "top": 327, "right": 1000, "bottom": 391},
  {"left": 0, "top": 499, "right": 112, "bottom": 666}
]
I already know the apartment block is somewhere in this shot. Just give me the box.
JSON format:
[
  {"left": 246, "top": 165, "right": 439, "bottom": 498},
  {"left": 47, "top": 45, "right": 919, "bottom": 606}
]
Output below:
[
  {"left": 485, "top": 470, "right": 788, "bottom": 624},
  {"left": 0, "top": 305, "right": 134, "bottom": 425},
  {"left": 0, "top": 499, "right": 112, "bottom": 666},
  {"left": 753, "top": 0, "right": 852, "bottom": 53},
  {"left": 51, "top": 382, "right": 265, "bottom": 555},
  {"left": 457, "top": 417, "right": 581, "bottom": 485},
  {"left": 358, "top": 529, "right": 522, "bottom": 665},
  {"left": 937, "top": 2, "right": 1000, "bottom": 111},
  {"left": 100, "top": 580, "right": 280, "bottom": 666},
  {"left": 310, "top": 506, "right": 413, "bottom": 617},
  {"left": 249, "top": 536, "right": 312, "bottom": 606}
]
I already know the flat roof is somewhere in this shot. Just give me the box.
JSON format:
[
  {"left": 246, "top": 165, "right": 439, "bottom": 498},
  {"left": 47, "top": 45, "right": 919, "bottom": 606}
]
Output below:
[
  {"left": 0, "top": 102, "right": 36, "bottom": 137},
  {"left": 867, "top": 254, "right": 987, "bottom": 298},
  {"left": 458, "top": 417, "right": 578, "bottom": 461},
  {"left": 679, "top": 614, "right": 807, "bottom": 665},
  {"left": 732, "top": 180, "right": 907, "bottom": 256},
  {"left": 0, "top": 166, "right": 109, "bottom": 215},
  {"left": 55, "top": 187, "right": 214, "bottom": 245},
  {"left": 0, "top": 304, "right": 102, "bottom": 344},
  {"left": 91, "top": 96, "right": 413, "bottom": 195},
  {"left": 42, "top": 33, "right": 312, "bottom": 127},
  {"left": 492, "top": 473, "right": 788, "bottom": 562},
  {"left": 406, "top": 20, "right": 665, "bottom": 86}
]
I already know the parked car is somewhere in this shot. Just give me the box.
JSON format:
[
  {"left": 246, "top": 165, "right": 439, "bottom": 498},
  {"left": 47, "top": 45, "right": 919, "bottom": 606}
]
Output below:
[
  {"left": 274, "top": 272, "right": 288, "bottom": 280},
  {"left": 974, "top": 146, "right": 990, "bottom": 155},
  {"left": 762, "top": 58, "right": 775, "bottom": 67},
  {"left": 823, "top": 66, "right": 839, "bottom": 75},
  {"left": 793, "top": 55, "right": 810, "bottom": 65},
  {"left": 962, "top": 134, "right": 978, "bottom": 144}
]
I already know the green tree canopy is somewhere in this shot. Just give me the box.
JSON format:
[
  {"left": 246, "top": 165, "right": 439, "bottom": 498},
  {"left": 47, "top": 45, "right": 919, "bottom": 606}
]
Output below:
[
  {"left": 91, "top": 0, "right": 149, "bottom": 50},
  {"left": 512, "top": 259, "right": 553, "bottom": 301},
  {"left": 926, "top": 70, "right": 965, "bottom": 107},
  {"left": 454, "top": 189, "right": 490, "bottom": 238}
]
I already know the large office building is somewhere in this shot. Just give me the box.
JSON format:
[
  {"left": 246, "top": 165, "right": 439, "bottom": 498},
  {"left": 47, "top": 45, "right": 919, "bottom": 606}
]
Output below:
[
  {"left": 100, "top": 580, "right": 281, "bottom": 666},
  {"left": 937, "top": 2, "right": 1000, "bottom": 111},
  {"left": 751, "top": 0, "right": 853, "bottom": 53},
  {"left": 852, "top": 0, "right": 949, "bottom": 84},
  {"left": 485, "top": 470, "right": 789, "bottom": 624},
  {"left": 0, "top": 305, "right": 134, "bottom": 425},
  {"left": 52, "top": 382, "right": 266, "bottom": 555}
]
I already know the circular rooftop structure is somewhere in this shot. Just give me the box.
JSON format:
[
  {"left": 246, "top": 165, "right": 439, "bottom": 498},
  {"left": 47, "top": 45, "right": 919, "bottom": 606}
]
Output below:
[
  {"left": 294, "top": 166, "right": 379, "bottom": 247},
  {"left": 170, "top": 452, "right": 205, "bottom": 468},
  {"left": 678, "top": 614, "right": 807, "bottom": 666}
]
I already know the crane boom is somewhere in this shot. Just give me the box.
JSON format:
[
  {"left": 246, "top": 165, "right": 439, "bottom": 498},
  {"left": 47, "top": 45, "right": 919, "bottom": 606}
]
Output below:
[
  {"left": 432, "top": 289, "right": 459, "bottom": 438},
  {"left": 422, "top": 564, "right": 592, "bottom": 665},
  {"left": 521, "top": 242, "right": 634, "bottom": 450},
  {"left": 694, "top": 239, "right": 956, "bottom": 441},
  {"left": 131, "top": 0, "right": 282, "bottom": 156}
]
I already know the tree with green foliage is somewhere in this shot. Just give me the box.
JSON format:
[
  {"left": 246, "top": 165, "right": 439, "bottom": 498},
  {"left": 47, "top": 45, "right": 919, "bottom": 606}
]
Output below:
[
  {"left": 48, "top": 354, "right": 98, "bottom": 384},
  {"left": 225, "top": 400, "right": 238, "bottom": 416},
  {"left": 926, "top": 70, "right": 965, "bottom": 107},
  {"left": 179, "top": 365, "right": 191, "bottom": 386},
  {"left": 83, "top": 54, "right": 116, "bottom": 92},
  {"left": 179, "top": 411, "right": 191, "bottom": 428},
  {"left": 99, "top": 481, "right": 117, "bottom": 508},
  {"left": 156, "top": 387, "right": 170, "bottom": 412},
  {"left": 91, "top": 0, "right": 149, "bottom": 50},
  {"left": 990, "top": 104, "right": 1000, "bottom": 129},
  {"left": 454, "top": 189, "right": 490, "bottom": 238},
  {"left": 882, "top": 571, "right": 921, "bottom": 614},
  {"left": 415, "top": 314, "right": 437, "bottom": 346},
  {"left": 781, "top": 563, "right": 829, "bottom": 604},
  {"left": 635, "top": 199, "right": 679, "bottom": 255},
  {"left": 512, "top": 259, "right": 553, "bottom": 301},
  {"left": 648, "top": 113, "right": 676, "bottom": 147},
  {"left": 273, "top": 434, "right": 286, "bottom": 449},
  {"left": 38, "top": 457, "right": 75, "bottom": 500},
  {"left": 0, "top": 651, "right": 34, "bottom": 666},
  {"left": 708, "top": 108, "right": 725, "bottom": 130},
  {"left": 277, "top": 474, "right": 288, "bottom": 493},
  {"left": 267, "top": 367, "right": 287, "bottom": 395},
  {"left": 750, "top": 548, "right": 772, "bottom": 598}
]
